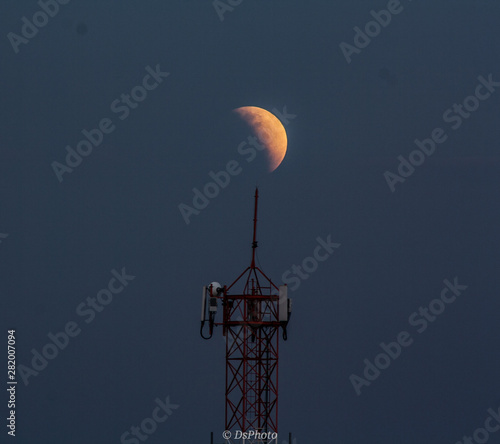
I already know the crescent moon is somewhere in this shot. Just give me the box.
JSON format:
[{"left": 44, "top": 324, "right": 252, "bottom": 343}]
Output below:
[{"left": 233, "top": 106, "right": 287, "bottom": 172}]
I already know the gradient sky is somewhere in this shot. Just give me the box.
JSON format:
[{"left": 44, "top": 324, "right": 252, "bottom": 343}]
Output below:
[{"left": 1, "top": 1, "right": 500, "bottom": 443}]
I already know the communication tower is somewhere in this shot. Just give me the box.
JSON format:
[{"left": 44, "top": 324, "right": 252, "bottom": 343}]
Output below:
[{"left": 200, "top": 189, "right": 292, "bottom": 444}]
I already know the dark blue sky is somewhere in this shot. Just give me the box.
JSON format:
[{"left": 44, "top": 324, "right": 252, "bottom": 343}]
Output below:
[{"left": 2, "top": 1, "right": 500, "bottom": 443}]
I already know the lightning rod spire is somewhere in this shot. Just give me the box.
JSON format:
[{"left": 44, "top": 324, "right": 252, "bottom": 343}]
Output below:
[{"left": 251, "top": 187, "right": 259, "bottom": 269}]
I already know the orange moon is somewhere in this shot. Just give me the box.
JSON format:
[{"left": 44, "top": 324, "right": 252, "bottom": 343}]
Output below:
[{"left": 233, "top": 106, "right": 287, "bottom": 172}]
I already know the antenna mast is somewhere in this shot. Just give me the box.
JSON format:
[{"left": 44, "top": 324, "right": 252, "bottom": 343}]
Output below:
[{"left": 251, "top": 188, "right": 259, "bottom": 269}]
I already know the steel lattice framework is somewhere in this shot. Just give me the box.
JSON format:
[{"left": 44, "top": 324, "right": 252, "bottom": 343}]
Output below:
[
  {"left": 223, "top": 261, "right": 281, "bottom": 437},
  {"left": 201, "top": 189, "right": 290, "bottom": 444}
]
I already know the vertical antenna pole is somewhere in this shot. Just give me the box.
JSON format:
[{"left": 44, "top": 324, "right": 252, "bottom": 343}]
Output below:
[{"left": 251, "top": 187, "right": 259, "bottom": 269}]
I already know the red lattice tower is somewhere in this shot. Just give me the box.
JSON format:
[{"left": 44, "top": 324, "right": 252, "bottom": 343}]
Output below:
[{"left": 201, "top": 189, "right": 291, "bottom": 443}]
